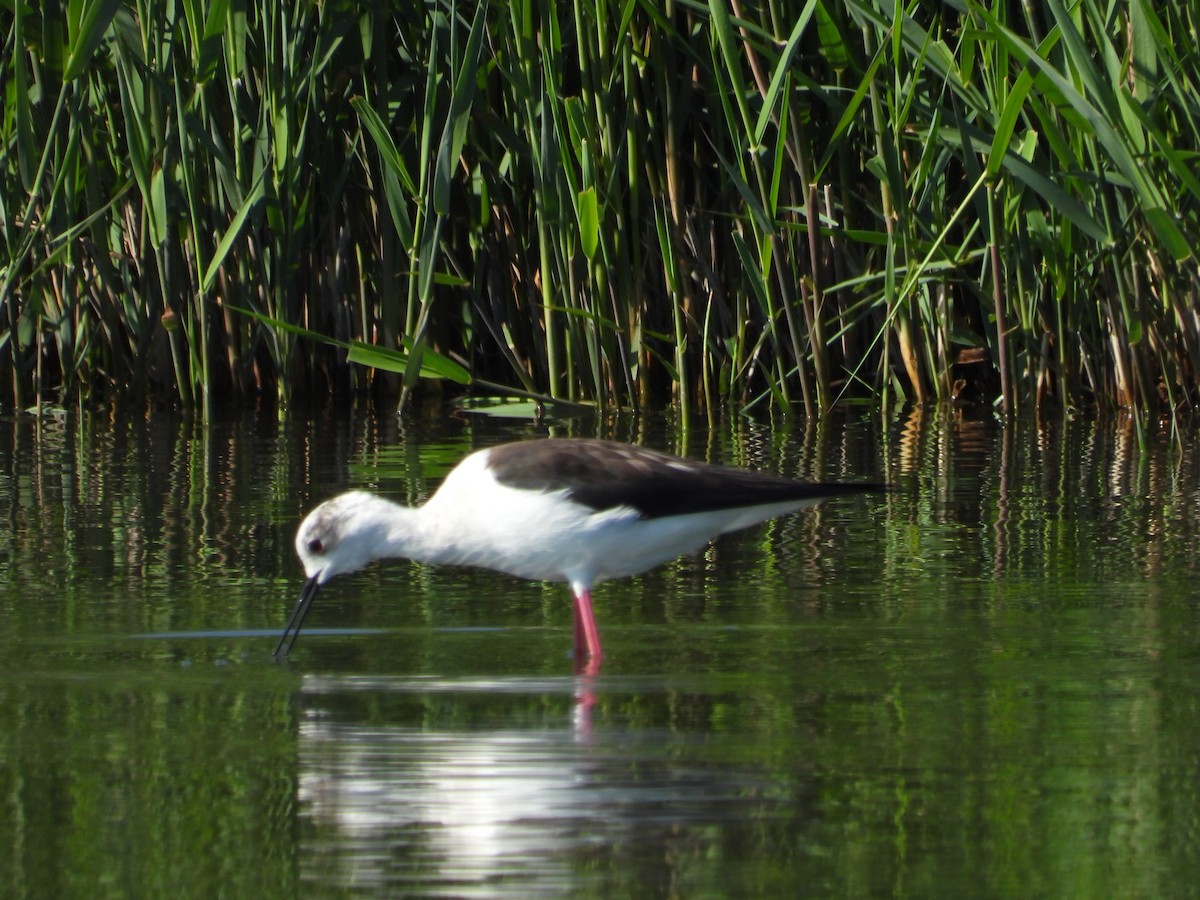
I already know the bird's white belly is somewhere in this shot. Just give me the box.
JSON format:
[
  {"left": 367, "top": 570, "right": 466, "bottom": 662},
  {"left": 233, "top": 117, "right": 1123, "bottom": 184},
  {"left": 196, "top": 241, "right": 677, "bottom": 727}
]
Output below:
[
  {"left": 433, "top": 492, "right": 642, "bottom": 584},
  {"left": 574, "top": 501, "right": 809, "bottom": 581},
  {"left": 492, "top": 508, "right": 705, "bottom": 583}
]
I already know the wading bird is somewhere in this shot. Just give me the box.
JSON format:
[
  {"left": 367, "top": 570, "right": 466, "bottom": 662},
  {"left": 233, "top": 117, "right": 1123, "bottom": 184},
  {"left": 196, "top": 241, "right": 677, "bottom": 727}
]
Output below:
[{"left": 274, "top": 438, "right": 883, "bottom": 665}]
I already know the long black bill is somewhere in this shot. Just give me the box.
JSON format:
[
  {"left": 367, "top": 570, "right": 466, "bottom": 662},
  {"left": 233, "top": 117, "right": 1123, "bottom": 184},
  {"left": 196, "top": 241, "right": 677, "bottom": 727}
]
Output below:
[{"left": 274, "top": 575, "right": 321, "bottom": 658}]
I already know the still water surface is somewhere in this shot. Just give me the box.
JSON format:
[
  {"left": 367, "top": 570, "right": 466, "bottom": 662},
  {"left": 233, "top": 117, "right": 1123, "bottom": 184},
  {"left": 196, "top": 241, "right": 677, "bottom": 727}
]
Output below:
[{"left": 1, "top": 405, "right": 1198, "bottom": 897}]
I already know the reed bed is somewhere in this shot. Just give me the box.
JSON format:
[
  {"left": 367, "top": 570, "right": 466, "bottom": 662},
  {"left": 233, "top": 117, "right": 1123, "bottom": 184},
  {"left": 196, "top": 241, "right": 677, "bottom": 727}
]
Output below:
[{"left": 2, "top": 0, "right": 1197, "bottom": 418}]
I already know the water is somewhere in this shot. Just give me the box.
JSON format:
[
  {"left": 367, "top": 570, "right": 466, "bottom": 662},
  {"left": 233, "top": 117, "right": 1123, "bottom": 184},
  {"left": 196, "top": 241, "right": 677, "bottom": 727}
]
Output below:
[{"left": 1, "top": 405, "right": 1199, "bottom": 897}]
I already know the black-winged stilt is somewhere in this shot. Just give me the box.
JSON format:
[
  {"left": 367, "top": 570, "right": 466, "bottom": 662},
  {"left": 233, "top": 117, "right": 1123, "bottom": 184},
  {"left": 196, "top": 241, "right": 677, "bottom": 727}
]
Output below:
[{"left": 274, "top": 438, "right": 883, "bottom": 664}]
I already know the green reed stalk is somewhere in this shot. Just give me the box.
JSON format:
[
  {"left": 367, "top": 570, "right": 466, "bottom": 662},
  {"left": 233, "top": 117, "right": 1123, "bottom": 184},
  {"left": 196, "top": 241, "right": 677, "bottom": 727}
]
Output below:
[{"left": 1, "top": 0, "right": 1196, "bottom": 416}]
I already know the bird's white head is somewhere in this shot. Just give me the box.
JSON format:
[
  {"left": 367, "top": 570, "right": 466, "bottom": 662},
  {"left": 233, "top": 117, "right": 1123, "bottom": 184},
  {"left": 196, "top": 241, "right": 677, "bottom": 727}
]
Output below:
[{"left": 295, "top": 491, "right": 399, "bottom": 584}]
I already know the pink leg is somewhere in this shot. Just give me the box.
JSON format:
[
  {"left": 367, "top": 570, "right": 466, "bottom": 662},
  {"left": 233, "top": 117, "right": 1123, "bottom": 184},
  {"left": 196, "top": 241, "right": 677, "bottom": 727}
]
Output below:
[{"left": 572, "top": 588, "right": 603, "bottom": 664}]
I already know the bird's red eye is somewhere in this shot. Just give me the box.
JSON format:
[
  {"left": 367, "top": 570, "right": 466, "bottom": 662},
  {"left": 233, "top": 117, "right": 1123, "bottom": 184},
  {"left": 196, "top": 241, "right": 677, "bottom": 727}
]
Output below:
[{"left": 308, "top": 538, "right": 324, "bottom": 554}]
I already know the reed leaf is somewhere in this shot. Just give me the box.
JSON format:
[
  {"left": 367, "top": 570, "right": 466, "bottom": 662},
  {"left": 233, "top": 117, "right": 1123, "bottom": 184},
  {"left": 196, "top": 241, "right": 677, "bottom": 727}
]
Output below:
[{"left": 226, "top": 305, "right": 469, "bottom": 384}]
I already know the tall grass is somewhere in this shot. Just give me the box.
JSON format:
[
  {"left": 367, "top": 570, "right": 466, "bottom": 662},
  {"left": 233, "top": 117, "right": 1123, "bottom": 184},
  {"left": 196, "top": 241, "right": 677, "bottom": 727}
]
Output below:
[{"left": 1, "top": 0, "right": 1197, "bottom": 417}]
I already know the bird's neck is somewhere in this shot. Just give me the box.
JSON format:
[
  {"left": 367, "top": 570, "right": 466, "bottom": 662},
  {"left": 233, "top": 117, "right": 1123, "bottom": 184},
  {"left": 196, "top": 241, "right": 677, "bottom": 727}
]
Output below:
[{"left": 373, "top": 498, "right": 465, "bottom": 568}]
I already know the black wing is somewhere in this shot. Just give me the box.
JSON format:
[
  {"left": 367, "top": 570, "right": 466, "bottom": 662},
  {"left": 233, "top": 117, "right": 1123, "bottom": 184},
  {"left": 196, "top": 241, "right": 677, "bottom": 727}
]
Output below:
[{"left": 486, "top": 438, "right": 881, "bottom": 519}]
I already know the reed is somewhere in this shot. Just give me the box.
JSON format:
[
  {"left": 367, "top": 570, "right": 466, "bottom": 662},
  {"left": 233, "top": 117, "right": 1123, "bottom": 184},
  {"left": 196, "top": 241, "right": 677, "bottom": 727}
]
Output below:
[{"left": 1, "top": 0, "right": 1196, "bottom": 416}]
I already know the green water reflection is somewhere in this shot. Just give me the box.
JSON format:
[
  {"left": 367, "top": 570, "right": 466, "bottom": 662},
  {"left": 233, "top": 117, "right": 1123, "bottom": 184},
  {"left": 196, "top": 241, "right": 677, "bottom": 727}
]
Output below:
[{"left": 0, "top": 407, "right": 1198, "bottom": 897}]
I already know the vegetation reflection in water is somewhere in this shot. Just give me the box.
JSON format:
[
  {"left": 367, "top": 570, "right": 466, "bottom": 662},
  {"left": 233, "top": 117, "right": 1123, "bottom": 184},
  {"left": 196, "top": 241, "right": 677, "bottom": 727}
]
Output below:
[{"left": 0, "top": 406, "right": 1197, "bottom": 896}]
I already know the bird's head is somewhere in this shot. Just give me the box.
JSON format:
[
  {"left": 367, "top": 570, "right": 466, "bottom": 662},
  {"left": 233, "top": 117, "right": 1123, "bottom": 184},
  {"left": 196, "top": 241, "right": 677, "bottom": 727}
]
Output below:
[{"left": 294, "top": 490, "right": 394, "bottom": 584}]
